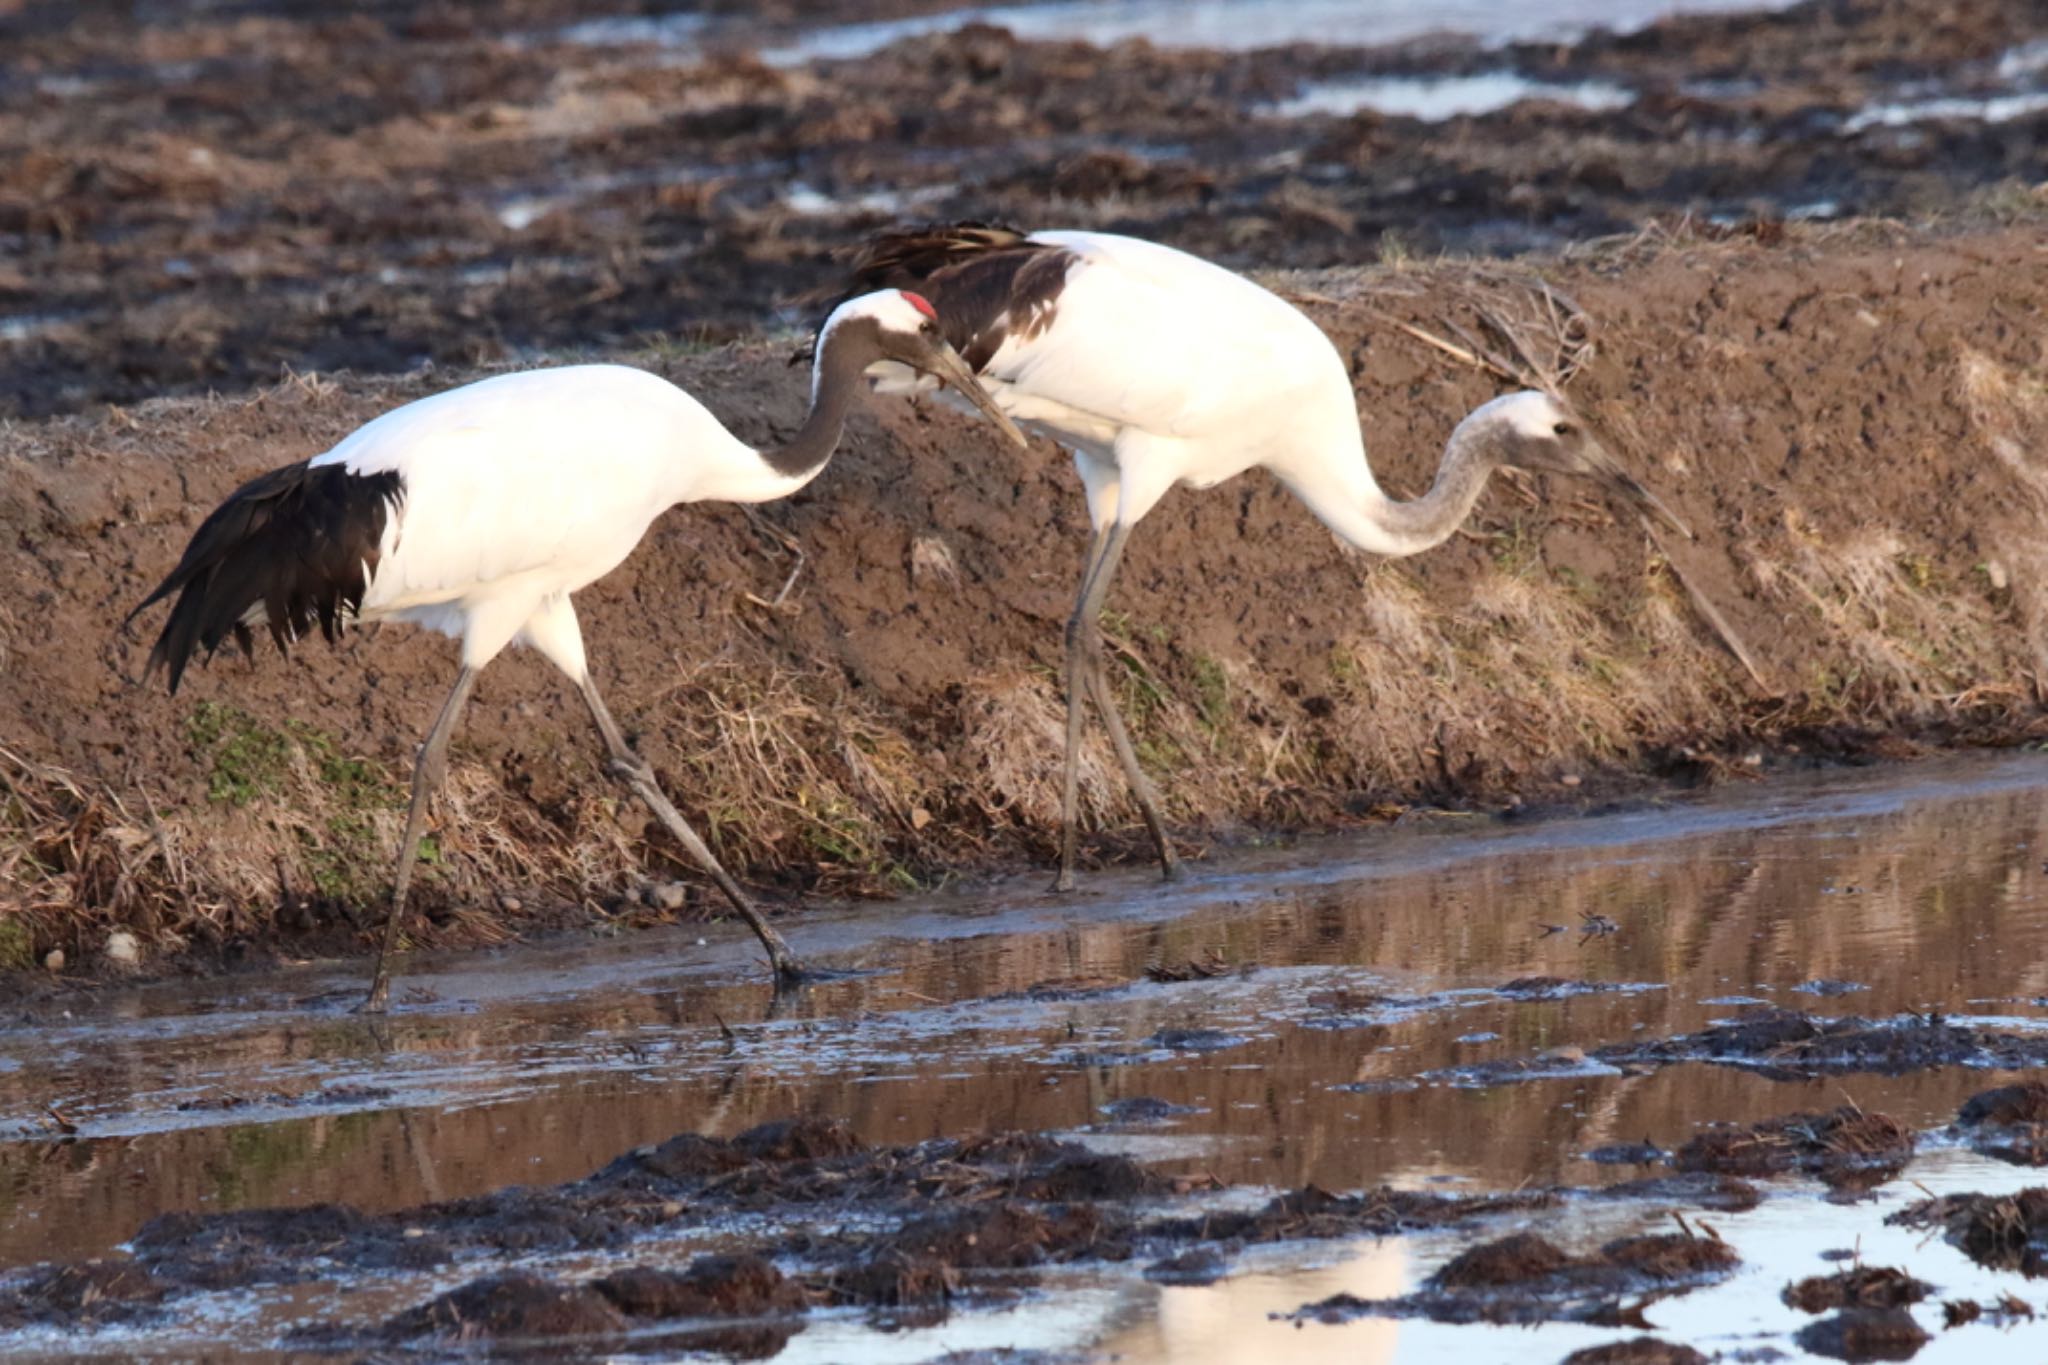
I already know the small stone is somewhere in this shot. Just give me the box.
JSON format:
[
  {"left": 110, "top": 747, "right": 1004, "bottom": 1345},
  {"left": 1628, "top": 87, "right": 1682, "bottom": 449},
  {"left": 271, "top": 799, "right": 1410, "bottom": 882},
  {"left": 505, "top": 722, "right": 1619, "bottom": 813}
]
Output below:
[
  {"left": 647, "top": 882, "right": 689, "bottom": 912},
  {"left": 104, "top": 931, "right": 141, "bottom": 968},
  {"left": 1560, "top": 773, "right": 1582, "bottom": 787},
  {"left": 496, "top": 894, "right": 522, "bottom": 913},
  {"left": 43, "top": 949, "right": 64, "bottom": 972}
]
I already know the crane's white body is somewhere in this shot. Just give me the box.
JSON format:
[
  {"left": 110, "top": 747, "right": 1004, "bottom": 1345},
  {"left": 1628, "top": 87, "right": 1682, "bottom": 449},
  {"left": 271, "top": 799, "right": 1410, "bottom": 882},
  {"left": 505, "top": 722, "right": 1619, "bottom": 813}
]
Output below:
[
  {"left": 878, "top": 230, "right": 1432, "bottom": 556},
  {"left": 311, "top": 364, "right": 797, "bottom": 674}
]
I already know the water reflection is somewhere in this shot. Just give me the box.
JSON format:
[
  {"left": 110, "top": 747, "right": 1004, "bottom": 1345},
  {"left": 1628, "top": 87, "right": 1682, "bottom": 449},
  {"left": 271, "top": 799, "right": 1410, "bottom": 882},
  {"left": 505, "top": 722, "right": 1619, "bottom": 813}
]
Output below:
[{"left": 6, "top": 757, "right": 2048, "bottom": 1357}]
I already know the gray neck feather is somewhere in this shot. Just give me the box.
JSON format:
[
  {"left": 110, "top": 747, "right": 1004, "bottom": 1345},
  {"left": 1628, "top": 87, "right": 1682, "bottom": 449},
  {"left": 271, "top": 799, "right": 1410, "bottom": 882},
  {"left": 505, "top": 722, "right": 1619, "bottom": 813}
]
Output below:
[
  {"left": 1373, "top": 416, "right": 1507, "bottom": 554},
  {"left": 759, "top": 323, "right": 871, "bottom": 480}
]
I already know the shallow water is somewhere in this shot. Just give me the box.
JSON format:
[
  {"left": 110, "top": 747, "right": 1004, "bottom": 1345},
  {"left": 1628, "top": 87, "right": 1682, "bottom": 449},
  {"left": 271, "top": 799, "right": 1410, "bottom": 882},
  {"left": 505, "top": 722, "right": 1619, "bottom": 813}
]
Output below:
[
  {"left": 1270, "top": 71, "right": 1636, "bottom": 119},
  {"left": 10, "top": 753, "right": 2048, "bottom": 1358},
  {"left": 558, "top": 0, "right": 1802, "bottom": 61}
]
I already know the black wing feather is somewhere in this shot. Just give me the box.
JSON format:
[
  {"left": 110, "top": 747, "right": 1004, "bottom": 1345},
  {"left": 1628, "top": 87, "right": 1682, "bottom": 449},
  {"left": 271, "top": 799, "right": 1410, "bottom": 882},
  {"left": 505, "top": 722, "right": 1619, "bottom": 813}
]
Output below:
[
  {"left": 125, "top": 461, "right": 404, "bottom": 693},
  {"left": 810, "top": 220, "right": 1077, "bottom": 371}
]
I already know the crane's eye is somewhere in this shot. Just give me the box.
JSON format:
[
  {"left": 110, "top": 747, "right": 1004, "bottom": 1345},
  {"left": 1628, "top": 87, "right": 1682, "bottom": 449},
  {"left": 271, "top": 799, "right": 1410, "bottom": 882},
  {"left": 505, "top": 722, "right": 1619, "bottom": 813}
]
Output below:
[
  {"left": 920, "top": 320, "right": 937, "bottom": 336},
  {"left": 1552, "top": 421, "right": 1574, "bottom": 437}
]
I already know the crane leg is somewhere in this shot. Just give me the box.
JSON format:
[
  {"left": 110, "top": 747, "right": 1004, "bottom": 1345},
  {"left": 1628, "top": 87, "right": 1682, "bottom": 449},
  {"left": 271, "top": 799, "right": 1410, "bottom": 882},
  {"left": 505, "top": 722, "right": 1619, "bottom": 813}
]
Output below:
[
  {"left": 361, "top": 665, "right": 478, "bottom": 1014},
  {"left": 1056, "top": 522, "right": 1178, "bottom": 890},
  {"left": 577, "top": 672, "right": 807, "bottom": 987}
]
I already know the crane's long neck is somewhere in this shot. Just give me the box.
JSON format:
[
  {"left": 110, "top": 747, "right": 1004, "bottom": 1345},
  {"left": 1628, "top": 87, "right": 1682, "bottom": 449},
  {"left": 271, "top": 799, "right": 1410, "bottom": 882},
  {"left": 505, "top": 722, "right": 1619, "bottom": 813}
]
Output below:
[
  {"left": 1280, "top": 405, "right": 1502, "bottom": 560},
  {"left": 748, "top": 327, "right": 871, "bottom": 492}
]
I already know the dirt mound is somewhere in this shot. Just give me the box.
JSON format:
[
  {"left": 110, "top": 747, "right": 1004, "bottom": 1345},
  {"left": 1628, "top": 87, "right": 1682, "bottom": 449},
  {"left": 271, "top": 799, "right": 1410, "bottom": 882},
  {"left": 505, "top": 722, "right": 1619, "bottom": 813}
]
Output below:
[
  {"left": 1783, "top": 1266, "right": 1932, "bottom": 1313},
  {"left": 7, "top": 221, "right": 2048, "bottom": 976},
  {"left": 1890, "top": 1187, "right": 2048, "bottom": 1274},
  {"left": 1793, "top": 1307, "right": 1931, "bottom": 1362},
  {"left": 1297, "top": 1228, "right": 1738, "bottom": 1326},
  {"left": 0, "top": 1258, "right": 167, "bottom": 1330},
  {"left": 0, "top": 0, "right": 2040, "bottom": 420},
  {"left": 1150, "top": 1182, "right": 1558, "bottom": 1247},
  {"left": 381, "top": 1272, "right": 628, "bottom": 1344},
  {"left": 1953, "top": 1082, "right": 2048, "bottom": 1165},
  {"left": 1675, "top": 1105, "right": 1914, "bottom": 1189},
  {"left": 1599, "top": 1011, "right": 2048, "bottom": 1079},
  {"left": 1562, "top": 1342, "right": 1707, "bottom": 1365},
  {"left": 1588, "top": 1173, "right": 1762, "bottom": 1212},
  {"left": 592, "top": 1255, "right": 806, "bottom": 1318}
]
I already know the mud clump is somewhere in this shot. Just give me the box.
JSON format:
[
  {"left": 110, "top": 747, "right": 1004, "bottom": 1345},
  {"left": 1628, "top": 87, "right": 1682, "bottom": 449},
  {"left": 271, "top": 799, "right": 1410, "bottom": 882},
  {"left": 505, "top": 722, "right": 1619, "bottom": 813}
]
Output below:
[
  {"left": 0, "top": 1258, "right": 167, "bottom": 1329},
  {"left": 1098, "top": 1096, "right": 1199, "bottom": 1125},
  {"left": 1793, "top": 1307, "right": 1932, "bottom": 1361},
  {"left": 129, "top": 1203, "right": 451, "bottom": 1289},
  {"left": 1675, "top": 1106, "right": 1914, "bottom": 1190},
  {"left": 1007, "top": 1150, "right": 1166, "bottom": 1202},
  {"left": 879, "top": 1202, "right": 1130, "bottom": 1270},
  {"left": 1890, "top": 1187, "right": 2048, "bottom": 1275},
  {"left": 1154, "top": 1183, "right": 1557, "bottom": 1247},
  {"left": 1583, "top": 1141, "right": 1667, "bottom": 1166},
  {"left": 1590, "top": 1172, "right": 1762, "bottom": 1213},
  {"left": 1435, "top": 1232, "right": 1575, "bottom": 1286},
  {"left": 1146, "top": 1248, "right": 1229, "bottom": 1286},
  {"left": 1498, "top": 977, "right": 1622, "bottom": 1000},
  {"left": 382, "top": 1272, "right": 628, "bottom": 1344},
  {"left": 1941, "top": 1294, "right": 2035, "bottom": 1327},
  {"left": 1297, "top": 1230, "right": 1737, "bottom": 1326},
  {"left": 1784, "top": 1266, "right": 1932, "bottom": 1313},
  {"left": 1600, "top": 1010, "right": 2048, "bottom": 1078},
  {"left": 592, "top": 1256, "right": 805, "bottom": 1319},
  {"left": 1562, "top": 1341, "right": 1709, "bottom": 1364},
  {"left": 1953, "top": 1082, "right": 2048, "bottom": 1165},
  {"left": 826, "top": 1250, "right": 959, "bottom": 1327},
  {"left": 732, "top": 1116, "right": 867, "bottom": 1163}
]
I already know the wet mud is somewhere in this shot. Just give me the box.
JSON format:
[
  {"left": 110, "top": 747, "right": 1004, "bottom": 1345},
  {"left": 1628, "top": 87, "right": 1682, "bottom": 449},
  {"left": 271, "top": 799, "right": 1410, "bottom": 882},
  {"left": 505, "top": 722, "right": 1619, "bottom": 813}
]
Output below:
[
  {"left": 0, "top": 0, "right": 2041, "bottom": 417},
  {"left": 5, "top": 4, "right": 2048, "bottom": 1356},
  {"left": 10, "top": 757, "right": 2048, "bottom": 1359}
]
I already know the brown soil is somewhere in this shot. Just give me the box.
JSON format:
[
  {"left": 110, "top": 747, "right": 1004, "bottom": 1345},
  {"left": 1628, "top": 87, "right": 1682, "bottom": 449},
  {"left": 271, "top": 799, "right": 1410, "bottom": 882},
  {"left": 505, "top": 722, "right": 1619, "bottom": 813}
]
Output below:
[
  {"left": 381, "top": 1272, "right": 630, "bottom": 1344},
  {"left": 1, "top": 1109, "right": 1729, "bottom": 1345},
  {"left": 1599, "top": 1011, "right": 2048, "bottom": 1079},
  {"left": 1889, "top": 1187, "right": 2048, "bottom": 1275},
  {"left": 1589, "top": 1173, "right": 1763, "bottom": 1213},
  {"left": 8, "top": 214, "right": 2047, "bottom": 978},
  {"left": 1296, "top": 1227, "right": 1738, "bottom": 1326},
  {"left": 1675, "top": 1105, "right": 1914, "bottom": 1188},
  {"left": 0, "top": 0, "right": 2040, "bottom": 419},
  {"left": 1792, "top": 1307, "right": 1932, "bottom": 1362},
  {"left": 1562, "top": 1342, "right": 1708, "bottom": 1365},
  {"left": 3, "top": 0, "right": 2048, "bottom": 979},
  {"left": 1783, "top": 1265, "right": 1932, "bottom": 1313},
  {"left": 1953, "top": 1081, "right": 2048, "bottom": 1165}
]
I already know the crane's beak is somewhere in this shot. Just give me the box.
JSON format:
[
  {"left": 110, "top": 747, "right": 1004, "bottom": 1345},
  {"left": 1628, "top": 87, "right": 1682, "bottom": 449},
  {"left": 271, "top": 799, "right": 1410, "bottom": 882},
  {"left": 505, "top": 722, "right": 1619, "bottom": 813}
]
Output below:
[
  {"left": 923, "top": 343, "right": 1030, "bottom": 450},
  {"left": 1584, "top": 442, "right": 1693, "bottom": 540}
]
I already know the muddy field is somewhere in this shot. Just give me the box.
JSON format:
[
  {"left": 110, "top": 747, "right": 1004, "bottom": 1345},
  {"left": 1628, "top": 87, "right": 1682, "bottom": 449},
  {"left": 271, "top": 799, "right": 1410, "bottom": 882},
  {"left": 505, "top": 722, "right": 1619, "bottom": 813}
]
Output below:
[
  {"left": 6, "top": 0, "right": 2048, "bottom": 1358},
  {"left": 13, "top": 757, "right": 2048, "bottom": 1361},
  {"left": 0, "top": 0, "right": 2043, "bottom": 415}
]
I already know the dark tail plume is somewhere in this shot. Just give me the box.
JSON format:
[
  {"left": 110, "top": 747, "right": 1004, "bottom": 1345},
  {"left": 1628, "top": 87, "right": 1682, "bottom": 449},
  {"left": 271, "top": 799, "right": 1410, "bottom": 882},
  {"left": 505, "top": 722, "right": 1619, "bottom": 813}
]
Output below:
[{"left": 125, "top": 461, "right": 403, "bottom": 693}]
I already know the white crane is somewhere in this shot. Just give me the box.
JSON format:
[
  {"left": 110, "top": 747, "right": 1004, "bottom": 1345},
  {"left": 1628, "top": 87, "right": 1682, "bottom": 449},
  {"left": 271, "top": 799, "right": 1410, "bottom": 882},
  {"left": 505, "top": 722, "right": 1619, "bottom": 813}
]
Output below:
[
  {"left": 836, "top": 225, "right": 1685, "bottom": 891},
  {"left": 127, "top": 289, "right": 1025, "bottom": 1011}
]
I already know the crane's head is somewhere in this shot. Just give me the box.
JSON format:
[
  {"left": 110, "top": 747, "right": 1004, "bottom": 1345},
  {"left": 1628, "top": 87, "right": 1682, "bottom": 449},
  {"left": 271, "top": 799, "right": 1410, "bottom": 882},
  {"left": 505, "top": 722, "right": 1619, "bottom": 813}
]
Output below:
[
  {"left": 1480, "top": 391, "right": 1692, "bottom": 538},
  {"left": 818, "top": 290, "right": 1029, "bottom": 448}
]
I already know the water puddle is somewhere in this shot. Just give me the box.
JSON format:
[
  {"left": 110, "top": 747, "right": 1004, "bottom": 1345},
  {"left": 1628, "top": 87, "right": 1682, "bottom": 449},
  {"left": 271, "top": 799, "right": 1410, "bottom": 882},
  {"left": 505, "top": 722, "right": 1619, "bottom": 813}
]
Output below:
[
  {"left": 1271, "top": 71, "right": 1635, "bottom": 120},
  {"left": 9, "top": 753, "right": 2048, "bottom": 1358},
  {"left": 1844, "top": 90, "right": 2048, "bottom": 133},
  {"left": 551, "top": 0, "right": 1801, "bottom": 62}
]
